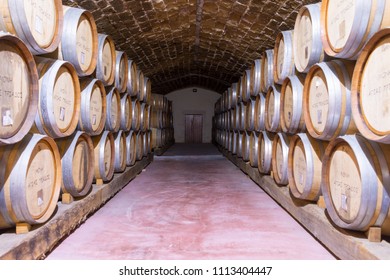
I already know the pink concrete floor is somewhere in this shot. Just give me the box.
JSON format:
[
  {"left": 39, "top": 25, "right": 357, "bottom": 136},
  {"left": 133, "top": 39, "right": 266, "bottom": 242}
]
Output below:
[{"left": 46, "top": 144, "right": 335, "bottom": 260}]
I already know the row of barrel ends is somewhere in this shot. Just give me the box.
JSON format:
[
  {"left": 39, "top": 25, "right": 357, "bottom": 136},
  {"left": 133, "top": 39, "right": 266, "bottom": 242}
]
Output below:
[{"left": 213, "top": 129, "right": 390, "bottom": 242}]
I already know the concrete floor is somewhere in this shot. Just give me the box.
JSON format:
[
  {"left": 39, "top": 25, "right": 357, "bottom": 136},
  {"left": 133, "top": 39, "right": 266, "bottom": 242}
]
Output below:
[{"left": 47, "top": 144, "right": 335, "bottom": 259}]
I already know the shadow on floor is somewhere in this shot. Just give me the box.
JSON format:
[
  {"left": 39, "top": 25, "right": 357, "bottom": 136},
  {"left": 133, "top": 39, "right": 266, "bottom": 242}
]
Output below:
[{"left": 161, "top": 143, "right": 221, "bottom": 157}]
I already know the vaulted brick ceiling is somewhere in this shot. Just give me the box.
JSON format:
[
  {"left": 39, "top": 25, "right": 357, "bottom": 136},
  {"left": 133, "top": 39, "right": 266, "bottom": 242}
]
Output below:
[{"left": 64, "top": 0, "right": 317, "bottom": 94}]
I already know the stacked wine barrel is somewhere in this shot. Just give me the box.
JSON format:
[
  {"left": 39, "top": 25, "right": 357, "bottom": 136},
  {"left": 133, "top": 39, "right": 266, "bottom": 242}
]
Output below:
[
  {"left": 150, "top": 94, "right": 174, "bottom": 149},
  {"left": 0, "top": 2, "right": 160, "bottom": 232},
  {"left": 214, "top": 1, "right": 390, "bottom": 237}
]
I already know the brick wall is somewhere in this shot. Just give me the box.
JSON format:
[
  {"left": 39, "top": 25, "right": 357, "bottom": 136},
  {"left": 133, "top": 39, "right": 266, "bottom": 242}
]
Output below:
[{"left": 64, "top": 0, "right": 318, "bottom": 94}]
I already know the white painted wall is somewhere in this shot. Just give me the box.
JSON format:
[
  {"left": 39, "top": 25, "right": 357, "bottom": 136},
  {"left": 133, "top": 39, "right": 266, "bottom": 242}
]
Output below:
[{"left": 166, "top": 87, "right": 221, "bottom": 143}]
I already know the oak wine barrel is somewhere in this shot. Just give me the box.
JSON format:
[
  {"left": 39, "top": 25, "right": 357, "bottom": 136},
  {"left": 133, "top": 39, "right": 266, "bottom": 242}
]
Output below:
[
  {"left": 265, "top": 84, "right": 282, "bottom": 133},
  {"left": 0, "top": 33, "right": 39, "bottom": 145},
  {"left": 288, "top": 133, "right": 327, "bottom": 201},
  {"left": 274, "top": 30, "right": 295, "bottom": 85},
  {"left": 78, "top": 78, "right": 106, "bottom": 136},
  {"left": 135, "top": 131, "right": 144, "bottom": 161},
  {"left": 96, "top": 34, "right": 115, "bottom": 86},
  {"left": 0, "top": 0, "right": 63, "bottom": 54},
  {"left": 254, "top": 93, "right": 266, "bottom": 132},
  {"left": 351, "top": 28, "right": 390, "bottom": 144},
  {"left": 115, "top": 51, "right": 128, "bottom": 93},
  {"left": 245, "top": 98, "right": 256, "bottom": 131},
  {"left": 120, "top": 93, "right": 132, "bottom": 132},
  {"left": 105, "top": 86, "right": 121, "bottom": 133},
  {"left": 56, "top": 131, "right": 94, "bottom": 197},
  {"left": 322, "top": 134, "right": 390, "bottom": 235},
  {"left": 0, "top": 134, "right": 61, "bottom": 229},
  {"left": 271, "top": 132, "right": 290, "bottom": 185},
  {"left": 280, "top": 74, "right": 306, "bottom": 134},
  {"left": 136, "top": 70, "right": 145, "bottom": 101},
  {"left": 303, "top": 60, "right": 357, "bottom": 141},
  {"left": 113, "top": 130, "right": 127, "bottom": 173},
  {"left": 60, "top": 6, "right": 98, "bottom": 77},
  {"left": 249, "top": 131, "right": 260, "bottom": 168},
  {"left": 293, "top": 3, "right": 326, "bottom": 73},
  {"left": 92, "top": 131, "right": 115, "bottom": 183},
  {"left": 258, "top": 131, "right": 275, "bottom": 174},
  {"left": 260, "top": 50, "right": 274, "bottom": 93},
  {"left": 236, "top": 131, "right": 244, "bottom": 158},
  {"left": 32, "top": 57, "right": 80, "bottom": 138},
  {"left": 131, "top": 99, "right": 141, "bottom": 131},
  {"left": 250, "top": 59, "right": 262, "bottom": 97},
  {"left": 242, "top": 131, "right": 251, "bottom": 162},
  {"left": 127, "top": 60, "right": 138, "bottom": 97},
  {"left": 320, "top": 0, "right": 390, "bottom": 59},
  {"left": 143, "top": 76, "right": 152, "bottom": 104},
  {"left": 126, "top": 130, "right": 136, "bottom": 166},
  {"left": 241, "top": 69, "right": 251, "bottom": 102}
]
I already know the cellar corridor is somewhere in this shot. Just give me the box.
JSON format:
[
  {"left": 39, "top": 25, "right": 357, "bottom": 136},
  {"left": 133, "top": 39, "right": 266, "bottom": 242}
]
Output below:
[{"left": 46, "top": 144, "right": 334, "bottom": 260}]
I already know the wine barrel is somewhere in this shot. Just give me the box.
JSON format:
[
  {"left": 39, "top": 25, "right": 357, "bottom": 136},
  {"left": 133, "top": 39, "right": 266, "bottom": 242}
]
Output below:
[
  {"left": 322, "top": 134, "right": 390, "bottom": 234},
  {"left": 229, "top": 84, "right": 238, "bottom": 109},
  {"left": 127, "top": 60, "right": 138, "bottom": 97},
  {"left": 151, "top": 128, "right": 161, "bottom": 149},
  {"left": 293, "top": 3, "right": 325, "bottom": 73},
  {"left": 151, "top": 109, "right": 163, "bottom": 128},
  {"left": 288, "top": 133, "right": 327, "bottom": 201},
  {"left": 271, "top": 132, "right": 290, "bottom": 185},
  {"left": 280, "top": 74, "right": 306, "bottom": 134},
  {"left": 143, "top": 76, "right": 152, "bottom": 104},
  {"left": 250, "top": 59, "right": 262, "bottom": 97},
  {"left": 265, "top": 84, "right": 282, "bottom": 133},
  {"left": 229, "top": 108, "right": 236, "bottom": 131},
  {"left": 245, "top": 98, "right": 256, "bottom": 131},
  {"left": 143, "top": 131, "right": 150, "bottom": 156},
  {"left": 126, "top": 130, "right": 136, "bottom": 166},
  {"left": 92, "top": 131, "right": 115, "bottom": 183},
  {"left": 139, "top": 103, "right": 150, "bottom": 132},
  {"left": 227, "top": 130, "right": 234, "bottom": 153},
  {"left": 351, "top": 28, "right": 390, "bottom": 144},
  {"left": 249, "top": 131, "right": 260, "bottom": 168},
  {"left": 320, "top": 0, "right": 390, "bottom": 60},
  {"left": 0, "top": 134, "right": 61, "bottom": 229},
  {"left": 115, "top": 51, "right": 128, "bottom": 93},
  {"left": 60, "top": 6, "right": 98, "bottom": 77},
  {"left": 131, "top": 99, "right": 141, "bottom": 131},
  {"left": 56, "top": 131, "right": 94, "bottom": 197},
  {"left": 96, "top": 34, "right": 115, "bottom": 86},
  {"left": 274, "top": 30, "right": 295, "bottom": 85},
  {"left": 231, "top": 130, "right": 238, "bottom": 155},
  {"left": 120, "top": 93, "right": 132, "bottom": 132},
  {"left": 242, "top": 131, "right": 251, "bottom": 162},
  {"left": 135, "top": 131, "right": 144, "bottom": 161},
  {"left": 113, "top": 130, "right": 127, "bottom": 173},
  {"left": 238, "top": 102, "right": 247, "bottom": 131},
  {"left": 0, "top": 0, "right": 63, "bottom": 55},
  {"left": 258, "top": 131, "right": 275, "bottom": 174},
  {"left": 105, "top": 86, "right": 121, "bottom": 133},
  {"left": 136, "top": 70, "right": 145, "bottom": 101},
  {"left": 236, "top": 131, "right": 244, "bottom": 158},
  {"left": 260, "top": 49, "right": 274, "bottom": 93},
  {"left": 78, "top": 78, "right": 106, "bottom": 136},
  {"left": 254, "top": 93, "right": 266, "bottom": 132},
  {"left": 303, "top": 60, "right": 357, "bottom": 141},
  {"left": 32, "top": 57, "right": 80, "bottom": 138},
  {"left": 0, "top": 33, "right": 39, "bottom": 145},
  {"left": 241, "top": 69, "right": 251, "bottom": 102}
]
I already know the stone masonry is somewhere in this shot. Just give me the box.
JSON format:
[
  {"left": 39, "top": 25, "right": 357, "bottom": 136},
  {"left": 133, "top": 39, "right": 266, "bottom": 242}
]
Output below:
[{"left": 64, "top": 0, "right": 318, "bottom": 94}]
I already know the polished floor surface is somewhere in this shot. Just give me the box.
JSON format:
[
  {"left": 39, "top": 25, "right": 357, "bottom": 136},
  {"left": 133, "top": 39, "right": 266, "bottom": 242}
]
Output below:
[{"left": 47, "top": 144, "right": 335, "bottom": 259}]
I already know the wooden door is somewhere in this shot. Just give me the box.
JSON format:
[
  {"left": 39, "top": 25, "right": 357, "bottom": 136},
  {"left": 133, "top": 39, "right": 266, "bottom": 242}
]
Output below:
[{"left": 185, "top": 114, "right": 203, "bottom": 143}]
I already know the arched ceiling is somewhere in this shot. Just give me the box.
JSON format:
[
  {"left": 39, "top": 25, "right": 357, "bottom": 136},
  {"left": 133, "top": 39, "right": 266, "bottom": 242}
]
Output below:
[{"left": 64, "top": 0, "right": 318, "bottom": 94}]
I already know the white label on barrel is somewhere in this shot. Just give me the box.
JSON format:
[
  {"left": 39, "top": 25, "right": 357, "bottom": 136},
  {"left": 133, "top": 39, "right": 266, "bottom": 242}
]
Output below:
[
  {"left": 329, "top": 145, "right": 361, "bottom": 222},
  {"left": 35, "top": 15, "right": 43, "bottom": 34},
  {"left": 309, "top": 74, "right": 329, "bottom": 133},
  {"left": 59, "top": 107, "right": 65, "bottom": 121},
  {"left": 37, "top": 189, "right": 43, "bottom": 206},
  {"left": 92, "top": 114, "right": 97, "bottom": 125},
  {"left": 81, "top": 52, "right": 86, "bottom": 65},
  {"left": 2, "top": 108, "right": 13, "bottom": 126},
  {"left": 341, "top": 194, "right": 348, "bottom": 211},
  {"left": 361, "top": 38, "right": 390, "bottom": 133}
]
